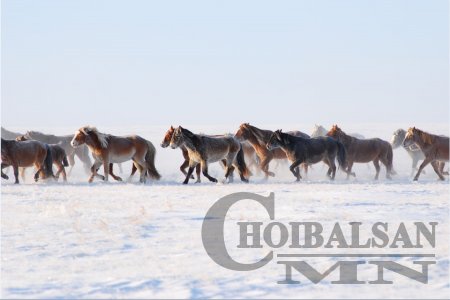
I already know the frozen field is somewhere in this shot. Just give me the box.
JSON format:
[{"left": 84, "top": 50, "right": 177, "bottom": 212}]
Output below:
[{"left": 1, "top": 123, "right": 449, "bottom": 298}]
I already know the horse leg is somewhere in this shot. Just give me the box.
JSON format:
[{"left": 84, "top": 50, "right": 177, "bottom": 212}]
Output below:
[
  {"left": 89, "top": 161, "right": 104, "bottom": 183},
  {"left": 260, "top": 156, "right": 275, "bottom": 179},
  {"left": 180, "top": 159, "right": 194, "bottom": 179},
  {"left": 201, "top": 160, "right": 218, "bottom": 183},
  {"left": 439, "top": 162, "right": 448, "bottom": 175},
  {"left": 380, "top": 156, "right": 392, "bottom": 180},
  {"left": 302, "top": 163, "right": 308, "bottom": 178},
  {"left": 20, "top": 167, "right": 27, "bottom": 182},
  {"left": 222, "top": 159, "right": 234, "bottom": 183},
  {"left": 345, "top": 161, "right": 355, "bottom": 179},
  {"left": 373, "top": 159, "right": 380, "bottom": 180},
  {"left": 324, "top": 158, "right": 336, "bottom": 180},
  {"left": 289, "top": 160, "right": 303, "bottom": 181},
  {"left": 413, "top": 157, "right": 433, "bottom": 181},
  {"left": 13, "top": 164, "right": 20, "bottom": 184},
  {"left": 1, "top": 163, "right": 9, "bottom": 180},
  {"left": 225, "top": 165, "right": 235, "bottom": 183},
  {"left": 134, "top": 158, "right": 148, "bottom": 183},
  {"left": 430, "top": 161, "right": 445, "bottom": 180},
  {"left": 59, "top": 163, "right": 67, "bottom": 182},
  {"left": 102, "top": 159, "right": 109, "bottom": 182},
  {"left": 34, "top": 162, "right": 44, "bottom": 182},
  {"left": 108, "top": 163, "right": 123, "bottom": 181},
  {"left": 183, "top": 163, "right": 197, "bottom": 184}
]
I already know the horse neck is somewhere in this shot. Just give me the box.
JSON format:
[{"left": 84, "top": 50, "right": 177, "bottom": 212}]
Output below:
[
  {"left": 338, "top": 132, "right": 353, "bottom": 146},
  {"left": 248, "top": 126, "right": 272, "bottom": 144},
  {"left": 415, "top": 132, "right": 435, "bottom": 149},
  {"left": 85, "top": 133, "right": 104, "bottom": 151},
  {"left": 181, "top": 132, "right": 198, "bottom": 152}
]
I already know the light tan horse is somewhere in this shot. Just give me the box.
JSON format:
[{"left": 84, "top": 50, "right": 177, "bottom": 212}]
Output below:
[
  {"left": 1, "top": 138, "right": 54, "bottom": 184},
  {"left": 71, "top": 126, "right": 160, "bottom": 183},
  {"left": 403, "top": 127, "right": 449, "bottom": 181}
]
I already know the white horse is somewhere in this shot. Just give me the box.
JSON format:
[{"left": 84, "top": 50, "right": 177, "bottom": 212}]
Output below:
[{"left": 311, "top": 124, "right": 365, "bottom": 139}]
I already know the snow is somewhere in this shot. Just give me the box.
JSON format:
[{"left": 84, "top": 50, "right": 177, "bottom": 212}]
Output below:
[{"left": 1, "top": 123, "right": 449, "bottom": 298}]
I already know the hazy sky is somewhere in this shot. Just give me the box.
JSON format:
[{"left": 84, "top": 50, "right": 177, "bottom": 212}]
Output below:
[{"left": 2, "top": 0, "right": 448, "bottom": 127}]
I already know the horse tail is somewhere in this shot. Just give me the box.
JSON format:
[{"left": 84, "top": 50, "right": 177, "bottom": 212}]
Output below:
[
  {"left": 62, "top": 154, "right": 69, "bottom": 167},
  {"left": 336, "top": 141, "right": 347, "bottom": 168},
  {"left": 145, "top": 140, "right": 161, "bottom": 180},
  {"left": 44, "top": 145, "right": 55, "bottom": 178},
  {"left": 386, "top": 144, "right": 395, "bottom": 175},
  {"left": 236, "top": 144, "right": 252, "bottom": 178}
]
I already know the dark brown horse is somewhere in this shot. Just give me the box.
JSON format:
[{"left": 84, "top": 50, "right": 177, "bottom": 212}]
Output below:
[
  {"left": 16, "top": 135, "right": 69, "bottom": 181},
  {"left": 266, "top": 130, "right": 347, "bottom": 181},
  {"left": 234, "top": 123, "right": 309, "bottom": 179},
  {"left": 1, "top": 138, "right": 54, "bottom": 184},
  {"left": 403, "top": 127, "right": 449, "bottom": 181},
  {"left": 71, "top": 126, "right": 160, "bottom": 183},
  {"left": 327, "top": 125, "right": 394, "bottom": 180}
]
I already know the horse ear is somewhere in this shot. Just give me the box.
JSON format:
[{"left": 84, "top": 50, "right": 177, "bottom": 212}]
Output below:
[{"left": 170, "top": 125, "right": 174, "bottom": 130}]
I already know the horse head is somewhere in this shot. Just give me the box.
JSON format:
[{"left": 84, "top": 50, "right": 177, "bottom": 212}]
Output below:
[
  {"left": 161, "top": 126, "right": 175, "bottom": 148},
  {"left": 266, "top": 129, "right": 283, "bottom": 151},
  {"left": 170, "top": 126, "right": 185, "bottom": 149}
]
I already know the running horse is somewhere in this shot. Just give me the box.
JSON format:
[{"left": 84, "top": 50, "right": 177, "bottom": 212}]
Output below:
[
  {"left": 327, "top": 125, "right": 394, "bottom": 180},
  {"left": 169, "top": 126, "right": 250, "bottom": 184},
  {"left": 403, "top": 127, "right": 449, "bottom": 181},
  {"left": 16, "top": 135, "right": 69, "bottom": 181},
  {"left": 234, "top": 123, "right": 309, "bottom": 179},
  {"left": 23, "top": 130, "right": 91, "bottom": 174},
  {"left": 266, "top": 130, "right": 347, "bottom": 181},
  {"left": 1, "top": 138, "right": 54, "bottom": 184},
  {"left": 71, "top": 126, "right": 160, "bottom": 183}
]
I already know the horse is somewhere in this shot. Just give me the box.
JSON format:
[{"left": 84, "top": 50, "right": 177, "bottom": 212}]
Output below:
[
  {"left": 161, "top": 126, "right": 202, "bottom": 182},
  {"left": 403, "top": 127, "right": 449, "bottom": 181},
  {"left": 234, "top": 123, "right": 309, "bottom": 179},
  {"left": 23, "top": 131, "right": 92, "bottom": 175},
  {"left": 169, "top": 126, "right": 250, "bottom": 184},
  {"left": 1, "top": 138, "right": 54, "bottom": 184},
  {"left": 391, "top": 128, "right": 447, "bottom": 176},
  {"left": 16, "top": 135, "right": 69, "bottom": 181},
  {"left": 327, "top": 125, "right": 394, "bottom": 180},
  {"left": 71, "top": 126, "right": 160, "bottom": 183},
  {"left": 311, "top": 124, "right": 365, "bottom": 139},
  {"left": 266, "top": 130, "right": 347, "bottom": 181}
]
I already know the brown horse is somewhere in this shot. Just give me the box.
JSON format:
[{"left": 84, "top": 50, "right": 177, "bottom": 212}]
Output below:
[
  {"left": 16, "top": 135, "right": 69, "bottom": 181},
  {"left": 71, "top": 126, "right": 160, "bottom": 183},
  {"left": 234, "top": 123, "right": 309, "bottom": 179},
  {"left": 327, "top": 125, "right": 394, "bottom": 180},
  {"left": 1, "top": 138, "right": 54, "bottom": 184},
  {"left": 403, "top": 127, "right": 449, "bottom": 181},
  {"left": 169, "top": 126, "right": 250, "bottom": 184}
]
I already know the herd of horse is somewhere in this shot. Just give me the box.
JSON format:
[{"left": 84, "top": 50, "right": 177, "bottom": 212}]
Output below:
[{"left": 1, "top": 124, "right": 449, "bottom": 184}]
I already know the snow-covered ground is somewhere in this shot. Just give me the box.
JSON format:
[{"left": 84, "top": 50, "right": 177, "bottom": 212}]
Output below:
[{"left": 1, "top": 123, "right": 449, "bottom": 298}]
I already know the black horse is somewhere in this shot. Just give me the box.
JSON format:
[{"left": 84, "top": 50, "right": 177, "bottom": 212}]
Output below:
[{"left": 266, "top": 130, "right": 347, "bottom": 181}]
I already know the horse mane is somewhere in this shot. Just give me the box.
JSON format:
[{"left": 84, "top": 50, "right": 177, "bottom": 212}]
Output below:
[
  {"left": 245, "top": 124, "right": 270, "bottom": 143},
  {"left": 80, "top": 126, "right": 109, "bottom": 148},
  {"left": 413, "top": 128, "right": 435, "bottom": 145}
]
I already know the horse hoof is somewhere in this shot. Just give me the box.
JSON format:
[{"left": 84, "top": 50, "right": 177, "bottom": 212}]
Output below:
[
  {"left": 116, "top": 177, "right": 123, "bottom": 182},
  {"left": 183, "top": 181, "right": 189, "bottom": 185},
  {"left": 268, "top": 172, "right": 275, "bottom": 177},
  {"left": 190, "top": 175, "right": 195, "bottom": 179}
]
